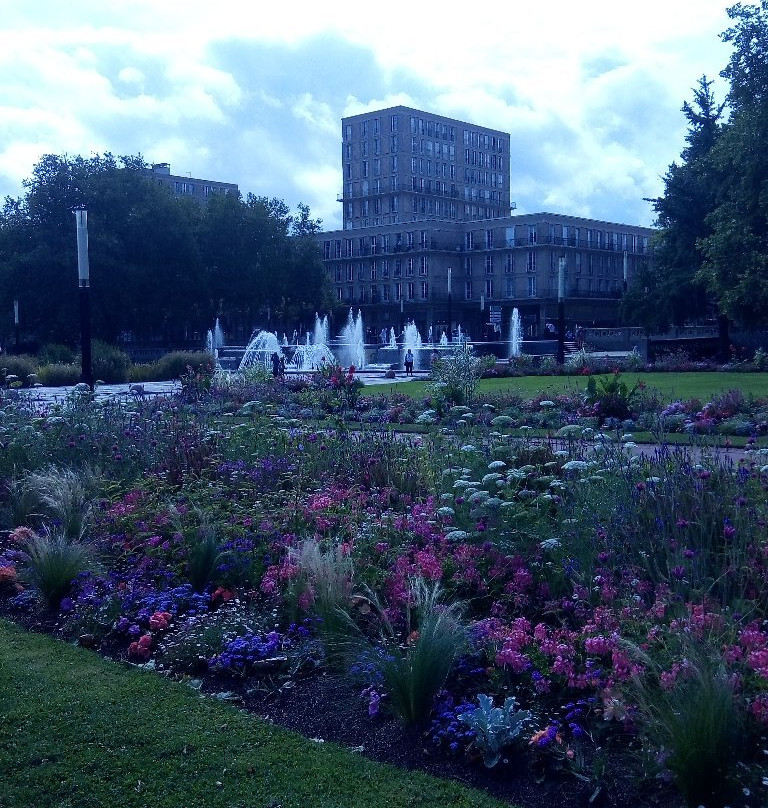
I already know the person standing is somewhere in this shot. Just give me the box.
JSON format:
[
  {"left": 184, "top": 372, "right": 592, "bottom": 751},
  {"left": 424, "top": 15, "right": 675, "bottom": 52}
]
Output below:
[
  {"left": 271, "top": 352, "right": 280, "bottom": 378},
  {"left": 404, "top": 349, "right": 414, "bottom": 377}
]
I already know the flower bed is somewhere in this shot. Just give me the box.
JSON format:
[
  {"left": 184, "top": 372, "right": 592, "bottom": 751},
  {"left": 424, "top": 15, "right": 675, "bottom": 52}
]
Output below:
[{"left": 1, "top": 373, "right": 767, "bottom": 808}]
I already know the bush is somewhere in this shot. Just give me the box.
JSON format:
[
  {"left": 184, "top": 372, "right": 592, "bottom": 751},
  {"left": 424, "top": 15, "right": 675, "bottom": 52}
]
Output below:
[
  {"left": 20, "top": 531, "right": 95, "bottom": 611},
  {"left": 129, "top": 363, "right": 162, "bottom": 383},
  {"left": 37, "top": 363, "right": 81, "bottom": 387},
  {"left": 155, "top": 351, "right": 215, "bottom": 381},
  {"left": 38, "top": 343, "right": 76, "bottom": 365},
  {"left": 1, "top": 354, "right": 38, "bottom": 387},
  {"left": 88, "top": 341, "right": 132, "bottom": 384}
]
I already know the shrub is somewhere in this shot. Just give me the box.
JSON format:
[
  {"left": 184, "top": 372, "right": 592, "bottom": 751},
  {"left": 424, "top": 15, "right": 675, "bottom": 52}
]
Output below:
[
  {"left": 20, "top": 531, "right": 94, "bottom": 610},
  {"left": 22, "top": 466, "right": 96, "bottom": 541},
  {"left": 1, "top": 354, "right": 38, "bottom": 386},
  {"left": 155, "top": 351, "right": 215, "bottom": 381},
  {"left": 351, "top": 580, "right": 467, "bottom": 725},
  {"left": 88, "top": 341, "right": 132, "bottom": 384},
  {"left": 129, "top": 362, "right": 162, "bottom": 382},
  {"left": 628, "top": 641, "right": 746, "bottom": 808},
  {"left": 38, "top": 343, "right": 76, "bottom": 365},
  {"left": 37, "top": 363, "right": 81, "bottom": 387}
]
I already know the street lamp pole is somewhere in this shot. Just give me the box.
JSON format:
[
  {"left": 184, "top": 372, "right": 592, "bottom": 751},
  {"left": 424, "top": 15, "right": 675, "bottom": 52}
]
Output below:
[
  {"left": 74, "top": 208, "right": 93, "bottom": 388},
  {"left": 447, "top": 266, "right": 452, "bottom": 343},
  {"left": 13, "top": 299, "right": 19, "bottom": 351},
  {"left": 557, "top": 256, "right": 565, "bottom": 365}
]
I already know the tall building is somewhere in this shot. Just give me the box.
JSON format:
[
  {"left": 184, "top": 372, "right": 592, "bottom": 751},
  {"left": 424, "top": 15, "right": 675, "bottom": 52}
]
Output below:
[
  {"left": 147, "top": 163, "right": 238, "bottom": 204},
  {"left": 339, "top": 106, "right": 511, "bottom": 230},
  {"left": 319, "top": 106, "right": 654, "bottom": 343}
]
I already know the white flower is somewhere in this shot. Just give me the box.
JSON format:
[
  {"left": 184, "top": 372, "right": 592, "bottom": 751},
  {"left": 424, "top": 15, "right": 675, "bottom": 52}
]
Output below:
[
  {"left": 445, "top": 530, "right": 469, "bottom": 542},
  {"left": 460, "top": 444, "right": 477, "bottom": 452},
  {"left": 488, "top": 460, "right": 507, "bottom": 470},
  {"left": 436, "top": 507, "right": 455, "bottom": 518},
  {"left": 540, "top": 538, "right": 561, "bottom": 551}
]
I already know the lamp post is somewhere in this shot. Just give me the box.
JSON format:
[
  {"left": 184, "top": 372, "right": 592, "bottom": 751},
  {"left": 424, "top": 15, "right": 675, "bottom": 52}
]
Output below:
[
  {"left": 447, "top": 266, "right": 452, "bottom": 343},
  {"left": 556, "top": 256, "right": 565, "bottom": 365},
  {"left": 13, "top": 299, "right": 19, "bottom": 351},
  {"left": 74, "top": 208, "right": 93, "bottom": 388}
]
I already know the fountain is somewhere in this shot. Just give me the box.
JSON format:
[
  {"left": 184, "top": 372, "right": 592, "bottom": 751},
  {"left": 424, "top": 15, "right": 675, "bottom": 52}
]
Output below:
[
  {"left": 402, "top": 321, "right": 423, "bottom": 371},
  {"left": 337, "top": 308, "right": 366, "bottom": 370},
  {"left": 238, "top": 330, "right": 284, "bottom": 371},
  {"left": 509, "top": 308, "right": 523, "bottom": 358},
  {"left": 439, "top": 331, "right": 448, "bottom": 346},
  {"left": 205, "top": 318, "right": 225, "bottom": 364},
  {"left": 388, "top": 328, "right": 397, "bottom": 349},
  {"left": 313, "top": 314, "right": 329, "bottom": 348},
  {"left": 291, "top": 334, "right": 335, "bottom": 371}
]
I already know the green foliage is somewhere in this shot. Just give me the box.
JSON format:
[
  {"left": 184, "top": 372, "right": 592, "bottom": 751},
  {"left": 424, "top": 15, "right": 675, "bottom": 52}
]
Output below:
[
  {"left": 36, "top": 363, "right": 81, "bottom": 386},
  {"left": 628, "top": 640, "right": 746, "bottom": 808},
  {"left": 89, "top": 340, "right": 132, "bottom": 384},
  {"left": 585, "top": 372, "right": 644, "bottom": 421},
  {"left": 38, "top": 343, "right": 76, "bottom": 365},
  {"left": 350, "top": 581, "right": 467, "bottom": 725},
  {"left": 22, "top": 465, "right": 96, "bottom": 541},
  {"left": 20, "top": 531, "right": 94, "bottom": 610},
  {"left": 290, "top": 538, "right": 352, "bottom": 635},
  {"left": 156, "top": 351, "right": 215, "bottom": 381},
  {"left": 1, "top": 354, "right": 38, "bottom": 386},
  {"left": 428, "top": 344, "right": 495, "bottom": 408},
  {"left": 458, "top": 694, "right": 532, "bottom": 768}
]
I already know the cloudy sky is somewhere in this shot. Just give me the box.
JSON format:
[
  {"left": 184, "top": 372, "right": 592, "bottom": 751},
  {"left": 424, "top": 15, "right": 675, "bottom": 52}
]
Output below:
[{"left": 1, "top": 0, "right": 736, "bottom": 230}]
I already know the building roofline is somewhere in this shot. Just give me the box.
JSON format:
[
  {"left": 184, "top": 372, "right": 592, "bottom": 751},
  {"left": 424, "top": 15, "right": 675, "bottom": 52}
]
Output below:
[{"left": 341, "top": 105, "right": 509, "bottom": 137}]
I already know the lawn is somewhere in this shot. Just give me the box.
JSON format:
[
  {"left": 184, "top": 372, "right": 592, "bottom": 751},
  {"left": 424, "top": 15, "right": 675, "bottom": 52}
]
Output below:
[
  {"left": 370, "top": 371, "right": 768, "bottom": 403},
  {"left": 0, "top": 619, "right": 508, "bottom": 808}
]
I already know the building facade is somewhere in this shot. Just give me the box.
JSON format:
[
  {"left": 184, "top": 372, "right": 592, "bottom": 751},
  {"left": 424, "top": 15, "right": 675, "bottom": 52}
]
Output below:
[
  {"left": 321, "top": 106, "right": 655, "bottom": 344},
  {"left": 147, "top": 163, "right": 238, "bottom": 204},
  {"left": 340, "top": 106, "right": 512, "bottom": 230}
]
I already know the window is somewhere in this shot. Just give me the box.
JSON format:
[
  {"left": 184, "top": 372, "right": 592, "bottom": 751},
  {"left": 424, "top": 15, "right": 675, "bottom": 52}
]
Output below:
[
  {"left": 373, "top": 117, "right": 380, "bottom": 136},
  {"left": 346, "top": 265, "right": 353, "bottom": 282},
  {"left": 485, "top": 278, "right": 494, "bottom": 298},
  {"left": 334, "top": 266, "right": 342, "bottom": 283},
  {"left": 575, "top": 252, "right": 582, "bottom": 274},
  {"left": 527, "top": 276, "right": 537, "bottom": 297},
  {"left": 406, "top": 257, "right": 414, "bottom": 276},
  {"left": 391, "top": 114, "right": 399, "bottom": 132},
  {"left": 504, "top": 253, "right": 513, "bottom": 273},
  {"left": 465, "top": 281, "right": 473, "bottom": 300},
  {"left": 527, "top": 251, "right": 536, "bottom": 273},
  {"left": 337, "top": 286, "right": 343, "bottom": 301},
  {"left": 345, "top": 124, "right": 352, "bottom": 141},
  {"left": 361, "top": 120, "right": 368, "bottom": 138},
  {"left": 361, "top": 141, "right": 368, "bottom": 158},
  {"left": 395, "top": 282, "right": 402, "bottom": 300},
  {"left": 465, "top": 256, "right": 473, "bottom": 275},
  {"left": 374, "top": 158, "right": 381, "bottom": 176},
  {"left": 420, "top": 255, "right": 428, "bottom": 275},
  {"left": 370, "top": 262, "right": 378, "bottom": 280},
  {"left": 485, "top": 229, "right": 494, "bottom": 249},
  {"left": 323, "top": 241, "right": 331, "bottom": 260},
  {"left": 506, "top": 226, "right": 515, "bottom": 247},
  {"left": 505, "top": 277, "right": 514, "bottom": 298},
  {"left": 406, "top": 231, "right": 415, "bottom": 249},
  {"left": 421, "top": 281, "right": 429, "bottom": 299},
  {"left": 465, "top": 231, "right": 474, "bottom": 250},
  {"left": 391, "top": 155, "right": 398, "bottom": 172},
  {"left": 347, "top": 285, "right": 354, "bottom": 301},
  {"left": 394, "top": 259, "right": 402, "bottom": 278},
  {"left": 382, "top": 259, "right": 389, "bottom": 278},
  {"left": 528, "top": 225, "right": 537, "bottom": 245},
  {"left": 407, "top": 282, "right": 415, "bottom": 301},
  {"left": 391, "top": 134, "right": 398, "bottom": 151},
  {"left": 382, "top": 285, "right": 389, "bottom": 301},
  {"left": 362, "top": 160, "right": 368, "bottom": 178},
  {"left": 485, "top": 255, "right": 494, "bottom": 274}
]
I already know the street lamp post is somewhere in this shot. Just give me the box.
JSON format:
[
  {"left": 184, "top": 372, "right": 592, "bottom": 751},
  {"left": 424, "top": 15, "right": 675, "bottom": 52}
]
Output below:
[
  {"left": 13, "top": 299, "right": 19, "bottom": 351},
  {"left": 557, "top": 256, "right": 566, "bottom": 365},
  {"left": 447, "top": 267, "right": 452, "bottom": 343},
  {"left": 74, "top": 208, "right": 93, "bottom": 388}
]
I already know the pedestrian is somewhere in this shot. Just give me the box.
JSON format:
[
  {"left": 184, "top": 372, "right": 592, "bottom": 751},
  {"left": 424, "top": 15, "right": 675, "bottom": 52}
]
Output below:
[
  {"left": 404, "top": 348, "right": 414, "bottom": 377},
  {"left": 271, "top": 352, "right": 280, "bottom": 378},
  {"left": 278, "top": 354, "right": 286, "bottom": 378}
]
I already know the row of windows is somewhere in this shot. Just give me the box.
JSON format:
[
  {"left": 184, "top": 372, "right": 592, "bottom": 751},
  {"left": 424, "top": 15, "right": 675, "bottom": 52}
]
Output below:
[
  {"left": 344, "top": 115, "right": 399, "bottom": 141},
  {"left": 462, "top": 130, "right": 506, "bottom": 152},
  {"left": 464, "top": 150, "right": 504, "bottom": 170},
  {"left": 326, "top": 250, "right": 626, "bottom": 279},
  {"left": 411, "top": 158, "right": 457, "bottom": 179},
  {"left": 410, "top": 116, "right": 456, "bottom": 141},
  {"left": 463, "top": 169, "right": 505, "bottom": 188},
  {"left": 335, "top": 276, "right": 620, "bottom": 304},
  {"left": 346, "top": 196, "right": 459, "bottom": 219},
  {"left": 336, "top": 282, "right": 430, "bottom": 303}
]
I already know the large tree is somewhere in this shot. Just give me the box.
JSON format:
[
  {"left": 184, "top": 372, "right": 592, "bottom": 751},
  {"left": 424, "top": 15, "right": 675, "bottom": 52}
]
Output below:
[
  {"left": 698, "top": 1, "right": 768, "bottom": 327},
  {"left": 0, "top": 153, "right": 328, "bottom": 349},
  {"left": 624, "top": 76, "right": 724, "bottom": 331}
]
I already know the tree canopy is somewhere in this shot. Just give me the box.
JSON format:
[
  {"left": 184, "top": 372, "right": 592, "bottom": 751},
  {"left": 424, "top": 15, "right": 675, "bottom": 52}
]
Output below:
[
  {"left": 636, "top": 1, "right": 768, "bottom": 330},
  {"left": 0, "top": 153, "right": 329, "bottom": 349}
]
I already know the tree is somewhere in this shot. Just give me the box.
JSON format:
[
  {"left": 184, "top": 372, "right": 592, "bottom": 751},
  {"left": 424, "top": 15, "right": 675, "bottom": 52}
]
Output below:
[
  {"left": 697, "top": 1, "right": 768, "bottom": 327},
  {"left": 630, "top": 76, "right": 724, "bottom": 330}
]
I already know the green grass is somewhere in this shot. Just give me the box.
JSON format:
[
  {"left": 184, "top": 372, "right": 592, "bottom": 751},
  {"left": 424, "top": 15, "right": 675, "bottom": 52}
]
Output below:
[
  {"left": 371, "top": 372, "right": 768, "bottom": 403},
  {"left": 0, "top": 620, "right": 509, "bottom": 808}
]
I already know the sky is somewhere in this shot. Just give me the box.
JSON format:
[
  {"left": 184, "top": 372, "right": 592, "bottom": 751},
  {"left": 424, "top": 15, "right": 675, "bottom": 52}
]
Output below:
[{"left": 0, "top": 0, "right": 737, "bottom": 230}]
